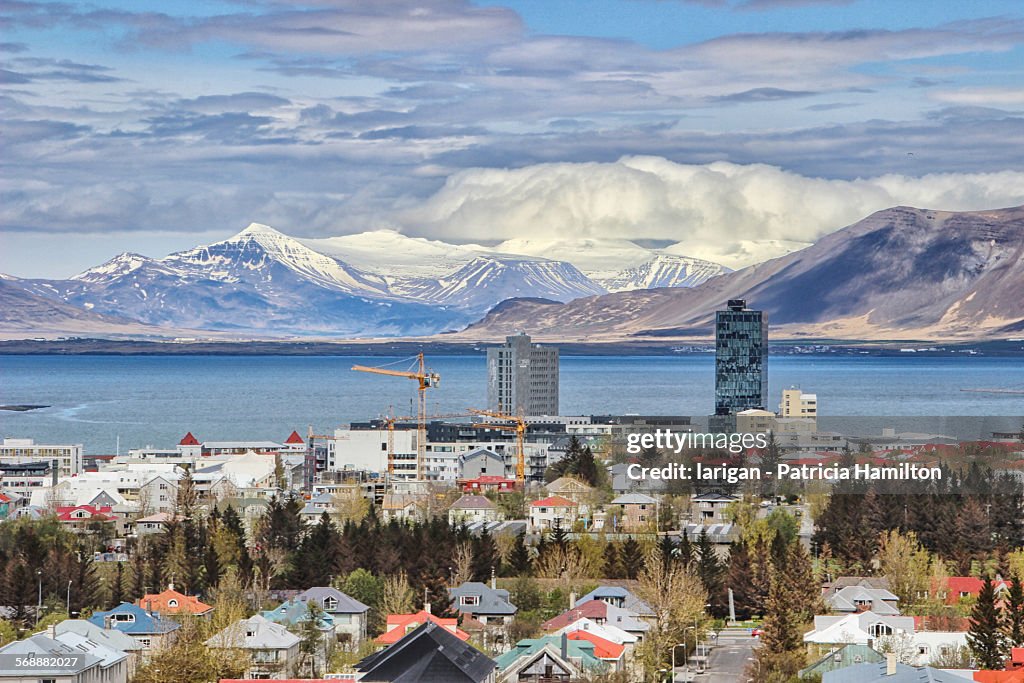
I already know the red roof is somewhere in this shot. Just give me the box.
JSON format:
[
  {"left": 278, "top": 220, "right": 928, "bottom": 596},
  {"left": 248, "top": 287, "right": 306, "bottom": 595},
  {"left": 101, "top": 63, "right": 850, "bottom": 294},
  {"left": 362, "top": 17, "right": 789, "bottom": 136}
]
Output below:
[
  {"left": 542, "top": 600, "right": 608, "bottom": 630},
  {"left": 56, "top": 505, "right": 114, "bottom": 521},
  {"left": 179, "top": 431, "right": 200, "bottom": 446},
  {"left": 376, "top": 611, "right": 470, "bottom": 645},
  {"left": 947, "top": 577, "right": 1012, "bottom": 600},
  {"left": 284, "top": 430, "right": 305, "bottom": 445},
  {"left": 566, "top": 630, "right": 625, "bottom": 660},
  {"left": 530, "top": 495, "right": 579, "bottom": 508}
]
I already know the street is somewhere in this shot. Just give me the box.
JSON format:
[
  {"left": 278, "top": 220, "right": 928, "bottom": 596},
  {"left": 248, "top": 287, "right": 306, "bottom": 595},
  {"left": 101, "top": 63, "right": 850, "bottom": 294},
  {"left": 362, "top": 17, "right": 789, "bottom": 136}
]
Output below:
[{"left": 689, "top": 628, "right": 758, "bottom": 683}]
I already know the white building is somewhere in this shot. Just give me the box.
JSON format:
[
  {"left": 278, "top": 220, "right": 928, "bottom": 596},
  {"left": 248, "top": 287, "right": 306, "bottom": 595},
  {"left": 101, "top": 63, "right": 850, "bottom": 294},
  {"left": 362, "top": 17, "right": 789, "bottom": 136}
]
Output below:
[{"left": 0, "top": 438, "right": 83, "bottom": 477}]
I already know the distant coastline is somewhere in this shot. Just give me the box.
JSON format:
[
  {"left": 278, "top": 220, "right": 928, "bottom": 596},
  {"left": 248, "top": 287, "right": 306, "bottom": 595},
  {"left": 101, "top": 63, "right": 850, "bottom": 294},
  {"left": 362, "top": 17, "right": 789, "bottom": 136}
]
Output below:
[{"left": 0, "top": 337, "right": 1022, "bottom": 357}]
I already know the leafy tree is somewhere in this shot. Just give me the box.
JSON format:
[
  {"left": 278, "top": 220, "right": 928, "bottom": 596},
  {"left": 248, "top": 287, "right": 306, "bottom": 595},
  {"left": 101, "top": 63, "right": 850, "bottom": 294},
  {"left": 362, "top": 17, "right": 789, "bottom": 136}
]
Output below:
[{"left": 967, "top": 577, "right": 1008, "bottom": 670}]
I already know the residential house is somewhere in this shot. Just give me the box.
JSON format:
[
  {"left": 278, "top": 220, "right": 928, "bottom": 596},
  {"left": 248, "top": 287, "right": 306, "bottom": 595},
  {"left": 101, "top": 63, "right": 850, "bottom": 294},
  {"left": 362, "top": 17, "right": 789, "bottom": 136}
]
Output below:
[
  {"left": 262, "top": 598, "right": 336, "bottom": 633},
  {"left": 55, "top": 504, "right": 117, "bottom": 534},
  {"left": 300, "top": 493, "right": 338, "bottom": 525},
  {"left": 56, "top": 619, "right": 143, "bottom": 678},
  {"left": 804, "top": 611, "right": 968, "bottom": 667},
  {"left": 134, "top": 512, "right": 175, "bottom": 537},
  {"left": 825, "top": 586, "right": 900, "bottom": 616},
  {"left": 543, "top": 599, "right": 649, "bottom": 642},
  {"left": 495, "top": 633, "right": 603, "bottom": 683},
  {"left": 449, "top": 582, "right": 518, "bottom": 626},
  {"left": 449, "top": 495, "right": 503, "bottom": 526},
  {"left": 943, "top": 577, "right": 1013, "bottom": 605},
  {"left": 608, "top": 493, "right": 658, "bottom": 531},
  {"left": 529, "top": 495, "right": 579, "bottom": 532},
  {"left": 459, "top": 475, "right": 517, "bottom": 494},
  {"left": 206, "top": 615, "right": 301, "bottom": 680},
  {"left": 689, "top": 492, "right": 738, "bottom": 524},
  {"left": 565, "top": 630, "right": 626, "bottom": 671},
  {"left": 546, "top": 477, "right": 594, "bottom": 506},
  {"left": 380, "top": 493, "right": 421, "bottom": 523},
  {"left": 294, "top": 587, "right": 370, "bottom": 647},
  {"left": 548, "top": 617, "right": 638, "bottom": 659},
  {"left": 137, "top": 585, "right": 213, "bottom": 618},
  {"left": 377, "top": 610, "right": 470, "bottom": 645},
  {"left": 461, "top": 448, "right": 508, "bottom": 480},
  {"left": 574, "top": 586, "right": 655, "bottom": 620},
  {"left": 798, "top": 643, "right": 885, "bottom": 680},
  {"left": 88, "top": 602, "right": 180, "bottom": 654},
  {"left": 357, "top": 621, "right": 497, "bottom": 683},
  {"left": 0, "top": 630, "right": 126, "bottom": 683},
  {"left": 52, "top": 629, "right": 130, "bottom": 683},
  {"left": 822, "top": 659, "right": 969, "bottom": 682}
]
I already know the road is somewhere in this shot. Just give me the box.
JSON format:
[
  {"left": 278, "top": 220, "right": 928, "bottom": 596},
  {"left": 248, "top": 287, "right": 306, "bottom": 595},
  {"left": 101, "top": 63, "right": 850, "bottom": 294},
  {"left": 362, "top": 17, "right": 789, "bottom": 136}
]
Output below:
[{"left": 689, "top": 628, "right": 758, "bottom": 683}]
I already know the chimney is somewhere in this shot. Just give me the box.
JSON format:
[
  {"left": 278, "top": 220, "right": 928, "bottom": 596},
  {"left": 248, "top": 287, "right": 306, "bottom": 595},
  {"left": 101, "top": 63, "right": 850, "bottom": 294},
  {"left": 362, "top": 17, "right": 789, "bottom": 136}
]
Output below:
[
  {"left": 569, "top": 591, "right": 576, "bottom": 609},
  {"left": 168, "top": 581, "right": 174, "bottom": 592},
  {"left": 103, "top": 615, "right": 113, "bottom": 630},
  {"left": 423, "top": 586, "right": 430, "bottom": 615},
  {"left": 490, "top": 566, "right": 496, "bottom": 591},
  {"left": 886, "top": 652, "right": 897, "bottom": 676},
  {"left": 47, "top": 624, "right": 56, "bottom": 640},
  {"left": 561, "top": 632, "right": 568, "bottom": 661}
]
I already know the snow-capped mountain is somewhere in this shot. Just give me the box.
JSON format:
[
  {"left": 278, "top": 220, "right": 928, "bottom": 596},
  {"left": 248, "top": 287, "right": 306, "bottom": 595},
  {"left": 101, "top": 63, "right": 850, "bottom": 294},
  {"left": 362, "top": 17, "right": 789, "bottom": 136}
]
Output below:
[
  {"left": 493, "top": 237, "right": 729, "bottom": 292},
  {"left": 7, "top": 223, "right": 726, "bottom": 337}
]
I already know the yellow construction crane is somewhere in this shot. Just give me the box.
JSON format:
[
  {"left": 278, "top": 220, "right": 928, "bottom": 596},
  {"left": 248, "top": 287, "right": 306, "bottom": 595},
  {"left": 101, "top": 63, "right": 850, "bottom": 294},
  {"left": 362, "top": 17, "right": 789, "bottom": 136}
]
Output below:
[
  {"left": 469, "top": 408, "right": 528, "bottom": 484},
  {"left": 352, "top": 354, "right": 440, "bottom": 480},
  {"left": 378, "top": 411, "right": 474, "bottom": 479}
]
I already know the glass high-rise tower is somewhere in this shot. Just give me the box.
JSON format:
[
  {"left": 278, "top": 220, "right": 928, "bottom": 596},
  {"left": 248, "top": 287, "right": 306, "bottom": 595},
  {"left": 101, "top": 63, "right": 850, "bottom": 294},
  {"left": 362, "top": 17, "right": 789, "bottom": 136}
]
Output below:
[{"left": 715, "top": 299, "right": 768, "bottom": 415}]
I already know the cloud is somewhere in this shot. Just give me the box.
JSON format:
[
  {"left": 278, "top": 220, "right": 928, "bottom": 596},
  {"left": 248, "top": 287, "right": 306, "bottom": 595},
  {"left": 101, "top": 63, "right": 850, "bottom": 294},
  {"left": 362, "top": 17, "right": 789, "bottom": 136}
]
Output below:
[
  {"left": 711, "top": 87, "right": 817, "bottom": 102},
  {"left": 397, "top": 157, "right": 1024, "bottom": 268},
  {"left": 930, "top": 87, "right": 1024, "bottom": 105}
]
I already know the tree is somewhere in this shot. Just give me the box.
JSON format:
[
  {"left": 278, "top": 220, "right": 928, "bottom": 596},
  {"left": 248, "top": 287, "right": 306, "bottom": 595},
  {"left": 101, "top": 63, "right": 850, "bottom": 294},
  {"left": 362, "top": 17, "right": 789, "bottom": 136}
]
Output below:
[
  {"left": 634, "top": 544, "right": 709, "bottom": 677},
  {"left": 507, "top": 533, "right": 533, "bottom": 576},
  {"left": 450, "top": 542, "right": 474, "bottom": 587},
  {"left": 380, "top": 571, "right": 416, "bottom": 617},
  {"left": 619, "top": 537, "right": 644, "bottom": 579},
  {"left": 132, "top": 616, "right": 249, "bottom": 683},
  {"left": 296, "top": 601, "right": 329, "bottom": 678},
  {"left": 878, "top": 529, "right": 931, "bottom": 609},
  {"left": 967, "top": 577, "right": 1008, "bottom": 670},
  {"left": 695, "top": 528, "right": 724, "bottom": 615},
  {"left": 471, "top": 527, "right": 500, "bottom": 582},
  {"left": 1006, "top": 574, "right": 1024, "bottom": 647}
]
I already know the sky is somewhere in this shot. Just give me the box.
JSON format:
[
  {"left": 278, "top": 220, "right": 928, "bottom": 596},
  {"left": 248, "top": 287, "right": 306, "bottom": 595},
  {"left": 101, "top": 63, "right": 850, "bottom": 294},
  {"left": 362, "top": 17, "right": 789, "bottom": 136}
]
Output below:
[{"left": 2, "top": 0, "right": 1024, "bottom": 277}]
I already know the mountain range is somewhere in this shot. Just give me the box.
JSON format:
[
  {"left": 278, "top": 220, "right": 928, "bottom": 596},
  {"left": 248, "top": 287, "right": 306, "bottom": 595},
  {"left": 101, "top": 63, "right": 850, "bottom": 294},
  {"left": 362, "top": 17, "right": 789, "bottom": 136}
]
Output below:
[
  {"left": 462, "top": 205, "right": 1024, "bottom": 342},
  {"left": 1, "top": 225, "right": 728, "bottom": 338}
]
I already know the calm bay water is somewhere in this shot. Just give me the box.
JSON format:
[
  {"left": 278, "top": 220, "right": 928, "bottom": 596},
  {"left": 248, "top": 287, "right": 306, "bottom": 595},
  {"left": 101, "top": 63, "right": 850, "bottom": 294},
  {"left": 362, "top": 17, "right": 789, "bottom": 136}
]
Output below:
[{"left": 0, "top": 354, "right": 1022, "bottom": 454}]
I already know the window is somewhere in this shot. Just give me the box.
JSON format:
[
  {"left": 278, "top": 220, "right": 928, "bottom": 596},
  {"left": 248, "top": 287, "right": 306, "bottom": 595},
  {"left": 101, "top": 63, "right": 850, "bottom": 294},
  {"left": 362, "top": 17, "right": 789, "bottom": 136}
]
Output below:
[
  {"left": 113, "top": 613, "right": 135, "bottom": 623},
  {"left": 168, "top": 599, "right": 178, "bottom": 608},
  {"left": 137, "top": 638, "right": 151, "bottom": 649},
  {"left": 868, "top": 623, "right": 893, "bottom": 637},
  {"left": 460, "top": 595, "right": 480, "bottom": 606},
  {"left": 918, "top": 646, "right": 929, "bottom": 655},
  {"left": 324, "top": 597, "right": 338, "bottom": 611}
]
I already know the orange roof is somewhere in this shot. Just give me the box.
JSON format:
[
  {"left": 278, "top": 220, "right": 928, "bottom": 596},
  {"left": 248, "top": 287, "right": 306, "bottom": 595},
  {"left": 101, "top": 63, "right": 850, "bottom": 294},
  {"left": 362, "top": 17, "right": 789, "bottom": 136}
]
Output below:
[
  {"left": 284, "top": 430, "right": 305, "bottom": 444},
  {"left": 138, "top": 587, "right": 213, "bottom": 615},
  {"left": 975, "top": 672, "right": 1024, "bottom": 683},
  {"left": 566, "top": 630, "right": 625, "bottom": 660},
  {"left": 376, "top": 611, "right": 470, "bottom": 644},
  {"left": 179, "top": 432, "right": 200, "bottom": 446},
  {"left": 530, "top": 495, "right": 578, "bottom": 508}
]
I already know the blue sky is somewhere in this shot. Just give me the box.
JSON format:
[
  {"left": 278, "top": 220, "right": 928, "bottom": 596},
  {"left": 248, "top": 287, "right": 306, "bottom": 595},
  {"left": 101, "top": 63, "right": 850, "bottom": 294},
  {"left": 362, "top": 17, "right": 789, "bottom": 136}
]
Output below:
[{"left": 2, "top": 0, "right": 1024, "bottom": 276}]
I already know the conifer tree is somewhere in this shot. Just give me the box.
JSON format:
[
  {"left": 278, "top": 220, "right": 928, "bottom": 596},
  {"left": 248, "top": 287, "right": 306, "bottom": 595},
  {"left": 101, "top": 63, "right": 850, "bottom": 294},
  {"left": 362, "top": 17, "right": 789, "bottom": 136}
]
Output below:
[
  {"left": 1005, "top": 574, "right": 1024, "bottom": 647},
  {"left": 967, "top": 577, "right": 1008, "bottom": 670},
  {"left": 620, "top": 537, "right": 644, "bottom": 579},
  {"left": 508, "top": 533, "right": 533, "bottom": 576}
]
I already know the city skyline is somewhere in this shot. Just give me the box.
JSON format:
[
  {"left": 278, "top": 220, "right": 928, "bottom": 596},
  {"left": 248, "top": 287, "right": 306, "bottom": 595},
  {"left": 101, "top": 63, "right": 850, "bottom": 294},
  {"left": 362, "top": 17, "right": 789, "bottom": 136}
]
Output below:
[{"left": 4, "top": 0, "right": 1024, "bottom": 278}]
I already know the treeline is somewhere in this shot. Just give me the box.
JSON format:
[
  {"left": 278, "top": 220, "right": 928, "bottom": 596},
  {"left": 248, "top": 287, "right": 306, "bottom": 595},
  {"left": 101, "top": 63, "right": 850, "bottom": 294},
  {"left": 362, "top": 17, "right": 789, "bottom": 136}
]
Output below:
[{"left": 814, "top": 455, "right": 1024, "bottom": 574}]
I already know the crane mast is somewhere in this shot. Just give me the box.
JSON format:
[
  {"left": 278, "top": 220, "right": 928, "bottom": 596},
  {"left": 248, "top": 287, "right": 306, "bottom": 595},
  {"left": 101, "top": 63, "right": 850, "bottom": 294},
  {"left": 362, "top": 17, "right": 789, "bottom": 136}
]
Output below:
[
  {"left": 352, "top": 353, "right": 440, "bottom": 480},
  {"left": 469, "top": 408, "right": 527, "bottom": 484}
]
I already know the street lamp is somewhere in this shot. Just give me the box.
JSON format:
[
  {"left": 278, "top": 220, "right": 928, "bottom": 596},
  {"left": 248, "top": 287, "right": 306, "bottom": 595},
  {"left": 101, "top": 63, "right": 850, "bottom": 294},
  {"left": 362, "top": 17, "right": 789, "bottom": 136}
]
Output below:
[
  {"left": 671, "top": 640, "right": 688, "bottom": 682},
  {"left": 35, "top": 569, "right": 42, "bottom": 625},
  {"left": 66, "top": 580, "right": 73, "bottom": 616}
]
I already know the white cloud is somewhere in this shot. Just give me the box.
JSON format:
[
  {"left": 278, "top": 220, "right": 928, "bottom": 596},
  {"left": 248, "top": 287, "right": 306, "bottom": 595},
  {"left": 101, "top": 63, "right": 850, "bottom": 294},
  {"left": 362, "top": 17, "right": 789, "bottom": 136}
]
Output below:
[
  {"left": 931, "top": 87, "right": 1024, "bottom": 105},
  {"left": 399, "top": 156, "right": 1024, "bottom": 268}
]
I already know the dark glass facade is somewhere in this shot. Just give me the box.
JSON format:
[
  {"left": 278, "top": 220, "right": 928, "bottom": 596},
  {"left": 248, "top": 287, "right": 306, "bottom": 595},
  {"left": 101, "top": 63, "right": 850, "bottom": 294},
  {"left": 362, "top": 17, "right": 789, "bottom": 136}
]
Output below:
[{"left": 714, "top": 299, "right": 768, "bottom": 415}]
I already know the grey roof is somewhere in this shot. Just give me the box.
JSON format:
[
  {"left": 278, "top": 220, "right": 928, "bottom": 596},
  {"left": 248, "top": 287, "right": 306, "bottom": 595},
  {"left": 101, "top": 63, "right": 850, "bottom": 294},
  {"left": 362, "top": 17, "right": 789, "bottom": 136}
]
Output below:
[
  {"left": 827, "top": 586, "right": 901, "bottom": 616},
  {"left": 451, "top": 494, "right": 496, "bottom": 510},
  {"left": 690, "top": 492, "right": 739, "bottom": 502},
  {"left": 356, "top": 621, "right": 496, "bottom": 683},
  {"left": 449, "top": 582, "right": 518, "bottom": 616},
  {"left": 56, "top": 619, "right": 142, "bottom": 652},
  {"left": 0, "top": 634, "right": 100, "bottom": 675},
  {"left": 206, "top": 615, "right": 300, "bottom": 650},
  {"left": 575, "top": 586, "right": 654, "bottom": 616},
  {"left": 53, "top": 630, "right": 128, "bottom": 668},
  {"left": 610, "top": 493, "right": 658, "bottom": 505},
  {"left": 295, "top": 586, "right": 370, "bottom": 614},
  {"left": 823, "top": 662, "right": 969, "bottom": 682}
]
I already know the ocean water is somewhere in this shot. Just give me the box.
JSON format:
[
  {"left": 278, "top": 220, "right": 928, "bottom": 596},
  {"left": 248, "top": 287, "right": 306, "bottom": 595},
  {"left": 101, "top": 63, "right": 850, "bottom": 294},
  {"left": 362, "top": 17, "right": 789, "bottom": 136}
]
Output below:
[{"left": 0, "top": 354, "right": 1021, "bottom": 453}]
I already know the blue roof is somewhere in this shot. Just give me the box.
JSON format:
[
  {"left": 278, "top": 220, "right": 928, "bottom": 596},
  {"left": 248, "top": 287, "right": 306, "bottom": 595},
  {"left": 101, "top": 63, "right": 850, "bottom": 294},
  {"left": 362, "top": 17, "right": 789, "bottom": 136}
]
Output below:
[
  {"left": 88, "top": 602, "right": 180, "bottom": 635},
  {"left": 262, "top": 598, "right": 335, "bottom": 629}
]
